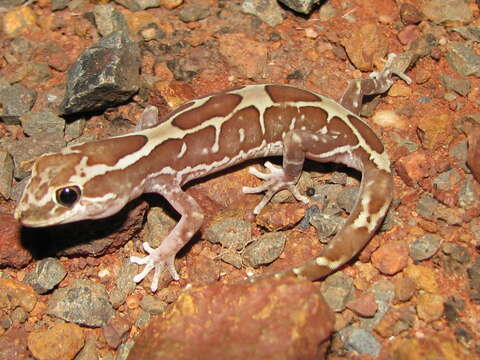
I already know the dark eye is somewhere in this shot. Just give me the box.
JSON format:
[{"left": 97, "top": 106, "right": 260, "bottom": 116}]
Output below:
[{"left": 55, "top": 186, "right": 81, "bottom": 207}]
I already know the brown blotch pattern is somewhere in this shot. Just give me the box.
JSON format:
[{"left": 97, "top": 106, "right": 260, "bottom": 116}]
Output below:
[
  {"left": 327, "top": 116, "right": 358, "bottom": 147},
  {"left": 219, "top": 106, "right": 263, "bottom": 157},
  {"left": 172, "top": 93, "right": 242, "bottom": 130},
  {"left": 72, "top": 135, "right": 148, "bottom": 167},
  {"left": 266, "top": 85, "right": 322, "bottom": 103},
  {"left": 263, "top": 106, "right": 299, "bottom": 142},
  {"left": 297, "top": 106, "right": 328, "bottom": 131},
  {"left": 348, "top": 115, "right": 384, "bottom": 153}
]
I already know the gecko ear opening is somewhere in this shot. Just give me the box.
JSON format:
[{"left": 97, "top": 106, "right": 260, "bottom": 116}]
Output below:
[{"left": 55, "top": 186, "right": 81, "bottom": 207}]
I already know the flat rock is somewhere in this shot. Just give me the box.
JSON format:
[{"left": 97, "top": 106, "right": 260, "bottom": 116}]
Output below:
[
  {"left": 128, "top": 278, "right": 334, "bottom": 360},
  {"left": 0, "top": 213, "right": 32, "bottom": 269}
]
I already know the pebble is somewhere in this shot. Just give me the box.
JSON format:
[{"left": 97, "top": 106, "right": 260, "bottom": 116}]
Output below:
[
  {"left": 433, "top": 168, "right": 461, "bottom": 192},
  {"left": 399, "top": 3, "right": 423, "bottom": 24},
  {"left": 442, "top": 242, "right": 470, "bottom": 264},
  {"left": 142, "top": 206, "right": 177, "bottom": 248},
  {"left": 278, "top": 0, "right": 321, "bottom": 15},
  {"left": 417, "top": 114, "right": 453, "bottom": 150},
  {"left": 449, "top": 139, "right": 468, "bottom": 171},
  {"left": 394, "top": 150, "right": 430, "bottom": 186},
  {"left": 203, "top": 216, "right": 251, "bottom": 250},
  {"left": 241, "top": 0, "right": 284, "bottom": 27},
  {"left": 0, "top": 83, "right": 37, "bottom": 117},
  {"left": 444, "top": 296, "right": 464, "bottom": 323},
  {"left": 0, "top": 328, "right": 30, "bottom": 359},
  {"left": 0, "top": 152, "right": 14, "bottom": 200},
  {"left": 20, "top": 109, "right": 65, "bottom": 137},
  {"left": 371, "top": 241, "right": 409, "bottom": 275},
  {"left": 421, "top": 0, "right": 473, "bottom": 24},
  {"left": 320, "top": 272, "right": 355, "bottom": 312},
  {"left": 416, "top": 293, "right": 444, "bottom": 322},
  {"left": 0, "top": 277, "right": 37, "bottom": 312},
  {"left": 340, "top": 326, "right": 381, "bottom": 358},
  {"left": 345, "top": 292, "right": 378, "bottom": 318},
  {"left": 109, "top": 259, "right": 139, "bottom": 309},
  {"left": 178, "top": 4, "right": 210, "bottom": 22},
  {"left": 374, "top": 305, "right": 415, "bottom": 338},
  {"left": 395, "top": 276, "right": 416, "bottom": 303},
  {"left": 404, "top": 264, "right": 439, "bottom": 293},
  {"left": 361, "top": 279, "right": 395, "bottom": 329},
  {"left": 371, "top": 109, "right": 405, "bottom": 129},
  {"left": 468, "top": 256, "right": 480, "bottom": 301},
  {"left": 459, "top": 177, "right": 480, "bottom": 209},
  {"left": 60, "top": 31, "right": 141, "bottom": 115},
  {"left": 159, "top": 0, "right": 183, "bottom": 9},
  {"left": 440, "top": 74, "right": 471, "bottom": 97},
  {"left": 116, "top": 341, "right": 135, "bottom": 360},
  {"left": 74, "top": 335, "right": 98, "bottom": 360},
  {"left": 409, "top": 234, "right": 441, "bottom": 262},
  {"left": 336, "top": 187, "right": 359, "bottom": 214},
  {"left": 93, "top": 4, "right": 129, "bottom": 37},
  {"left": 446, "top": 42, "right": 480, "bottom": 78},
  {"left": 103, "top": 316, "right": 131, "bottom": 349},
  {"left": 309, "top": 212, "right": 344, "bottom": 243},
  {"left": 2, "top": 6, "right": 37, "bottom": 36},
  {"left": 47, "top": 279, "right": 114, "bottom": 327},
  {"left": 27, "top": 322, "right": 84, "bottom": 360},
  {"left": 243, "top": 232, "right": 286, "bottom": 268},
  {"left": 139, "top": 294, "right": 168, "bottom": 315},
  {"left": 23, "top": 257, "right": 67, "bottom": 294},
  {"left": 0, "top": 212, "right": 33, "bottom": 268}
]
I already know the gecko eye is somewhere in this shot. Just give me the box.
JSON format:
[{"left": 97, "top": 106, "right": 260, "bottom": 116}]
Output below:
[{"left": 55, "top": 186, "right": 81, "bottom": 207}]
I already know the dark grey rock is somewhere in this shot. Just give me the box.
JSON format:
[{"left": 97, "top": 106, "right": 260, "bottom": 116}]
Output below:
[
  {"left": 336, "top": 187, "right": 359, "bottom": 214},
  {"left": 24, "top": 257, "right": 67, "bottom": 294},
  {"left": 243, "top": 232, "right": 286, "bottom": 268},
  {"left": 19, "top": 110, "right": 65, "bottom": 137},
  {"left": 442, "top": 242, "right": 470, "bottom": 264},
  {"left": 0, "top": 84, "right": 37, "bottom": 118},
  {"left": 309, "top": 212, "right": 344, "bottom": 243},
  {"left": 468, "top": 256, "right": 480, "bottom": 301},
  {"left": 446, "top": 42, "right": 480, "bottom": 78},
  {"left": 278, "top": 0, "right": 321, "bottom": 14},
  {"left": 139, "top": 294, "right": 167, "bottom": 315},
  {"left": 219, "top": 251, "right": 243, "bottom": 269},
  {"left": 440, "top": 74, "right": 471, "bottom": 97},
  {"left": 0, "top": 151, "right": 13, "bottom": 200},
  {"left": 60, "top": 31, "right": 140, "bottom": 115},
  {"left": 48, "top": 279, "right": 115, "bottom": 327},
  {"left": 340, "top": 327, "right": 381, "bottom": 357},
  {"left": 409, "top": 234, "right": 441, "bottom": 261},
  {"left": 416, "top": 194, "right": 440, "bottom": 221},
  {"left": 320, "top": 272, "right": 354, "bottom": 312},
  {"left": 93, "top": 4, "right": 129, "bottom": 37},
  {"left": 110, "top": 259, "right": 138, "bottom": 308},
  {"left": 449, "top": 140, "right": 468, "bottom": 172},
  {"left": 203, "top": 216, "right": 251, "bottom": 251},
  {"left": 241, "top": 0, "right": 284, "bottom": 27},
  {"left": 178, "top": 4, "right": 210, "bottom": 22}
]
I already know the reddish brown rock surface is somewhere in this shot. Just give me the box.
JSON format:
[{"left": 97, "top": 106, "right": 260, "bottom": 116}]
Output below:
[
  {"left": 0, "top": 213, "right": 32, "bottom": 268},
  {"left": 128, "top": 278, "right": 334, "bottom": 360}
]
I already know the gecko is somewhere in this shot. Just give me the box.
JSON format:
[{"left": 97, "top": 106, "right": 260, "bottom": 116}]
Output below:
[{"left": 14, "top": 54, "right": 410, "bottom": 291}]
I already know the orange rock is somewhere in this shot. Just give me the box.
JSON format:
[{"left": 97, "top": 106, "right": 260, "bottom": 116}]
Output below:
[
  {"left": 416, "top": 293, "right": 444, "bottom": 322},
  {"left": 27, "top": 323, "right": 84, "bottom": 360},
  {"left": 371, "top": 241, "right": 409, "bottom": 275},
  {"left": 128, "top": 278, "right": 334, "bottom": 360},
  {"left": 417, "top": 114, "right": 453, "bottom": 150},
  {"left": 346, "top": 292, "right": 378, "bottom": 317},
  {"left": 394, "top": 150, "right": 431, "bottom": 187},
  {"left": 2, "top": 6, "right": 37, "bottom": 36},
  {"left": 0, "top": 213, "right": 32, "bottom": 268},
  {"left": 0, "top": 278, "right": 37, "bottom": 312},
  {"left": 404, "top": 264, "right": 439, "bottom": 293}
]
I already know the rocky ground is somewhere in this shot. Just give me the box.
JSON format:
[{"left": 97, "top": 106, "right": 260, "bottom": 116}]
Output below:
[{"left": 0, "top": 0, "right": 479, "bottom": 359}]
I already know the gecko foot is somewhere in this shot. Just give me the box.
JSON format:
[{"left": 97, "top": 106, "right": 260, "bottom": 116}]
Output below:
[
  {"left": 130, "top": 242, "right": 179, "bottom": 292},
  {"left": 242, "top": 161, "right": 309, "bottom": 214}
]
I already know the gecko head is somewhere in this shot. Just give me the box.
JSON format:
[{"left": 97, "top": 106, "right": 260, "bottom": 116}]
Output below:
[{"left": 14, "top": 151, "right": 128, "bottom": 227}]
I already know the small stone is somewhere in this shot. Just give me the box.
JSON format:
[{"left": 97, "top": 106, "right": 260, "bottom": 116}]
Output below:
[
  {"left": 446, "top": 42, "right": 480, "bottom": 78},
  {"left": 11, "top": 307, "right": 28, "bottom": 324},
  {"left": 48, "top": 279, "right": 114, "bottom": 327},
  {"left": 442, "top": 242, "right": 470, "bottom": 264},
  {"left": 74, "top": 335, "right": 98, "bottom": 360},
  {"left": 346, "top": 292, "right": 378, "bottom": 318},
  {"left": 371, "top": 241, "right": 409, "bottom": 275},
  {"left": 0, "top": 278, "right": 37, "bottom": 312},
  {"left": 397, "top": 25, "right": 421, "bottom": 46},
  {"left": 450, "top": 140, "right": 468, "bottom": 171},
  {"left": 116, "top": 341, "right": 135, "bottom": 360},
  {"left": 23, "top": 257, "right": 67, "bottom": 294},
  {"left": 320, "top": 272, "right": 355, "bottom": 312},
  {"left": 394, "top": 275, "right": 416, "bottom": 302},
  {"left": 219, "top": 251, "right": 243, "bottom": 269},
  {"left": 203, "top": 216, "right": 251, "bottom": 250},
  {"left": 433, "top": 169, "right": 461, "bottom": 192},
  {"left": 2, "top": 5, "right": 37, "bottom": 36},
  {"left": 340, "top": 327, "right": 381, "bottom": 357},
  {"left": 143, "top": 206, "right": 177, "bottom": 248},
  {"left": 409, "top": 234, "right": 441, "bottom": 262},
  {"left": 241, "top": 0, "right": 284, "bottom": 27},
  {"left": 440, "top": 74, "right": 471, "bottom": 97},
  {"left": 374, "top": 305, "right": 415, "bottom": 337},
  {"left": 404, "top": 264, "right": 438, "bottom": 293},
  {"left": 399, "top": 3, "right": 423, "bottom": 24},
  {"left": 394, "top": 150, "right": 430, "bottom": 186},
  {"left": 103, "top": 316, "right": 131, "bottom": 349},
  {"left": 136, "top": 0, "right": 161, "bottom": 10},
  {"left": 139, "top": 294, "right": 168, "bottom": 315},
  {"left": 0, "top": 152, "right": 14, "bottom": 200},
  {"left": 309, "top": 212, "right": 344, "bottom": 242},
  {"left": 93, "top": 4, "right": 129, "bottom": 37},
  {"left": 65, "top": 118, "right": 86, "bottom": 141},
  {"left": 372, "top": 110, "right": 405, "bottom": 129},
  {"left": 0, "top": 213, "right": 32, "bottom": 268},
  {"left": 256, "top": 202, "right": 305, "bottom": 231},
  {"left": 416, "top": 293, "right": 444, "bottom": 322},
  {"left": 0, "top": 83, "right": 37, "bottom": 117},
  {"left": 109, "top": 259, "right": 139, "bottom": 309},
  {"left": 178, "top": 4, "right": 210, "bottom": 22},
  {"left": 243, "top": 232, "right": 286, "bottom": 268},
  {"left": 159, "top": 0, "right": 183, "bottom": 9},
  {"left": 417, "top": 114, "right": 453, "bottom": 150},
  {"left": 468, "top": 256, "right": 480, "bottom": 301},
  {"left": 0, "top": 328, "right": 30, "bottom": 359},
  {"left": 277, "top": 0, "right": 321, "bottom": 15},
  {"left": 336, "top": 187, "right": 359, "bottom": 213},
  {"left": 19, "top": 110, "right": 65, "bottom": 137},
  {"left": 421, "top": 0, "right": 473, "bottom": 25},
  {"left": 27, "top": 322, "right": 84, "bottom": 360}
]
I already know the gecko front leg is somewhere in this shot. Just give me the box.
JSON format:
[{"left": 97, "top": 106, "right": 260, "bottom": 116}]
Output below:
[{"left": 130, "top": 184, "right": 204, "bottom": 292}]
